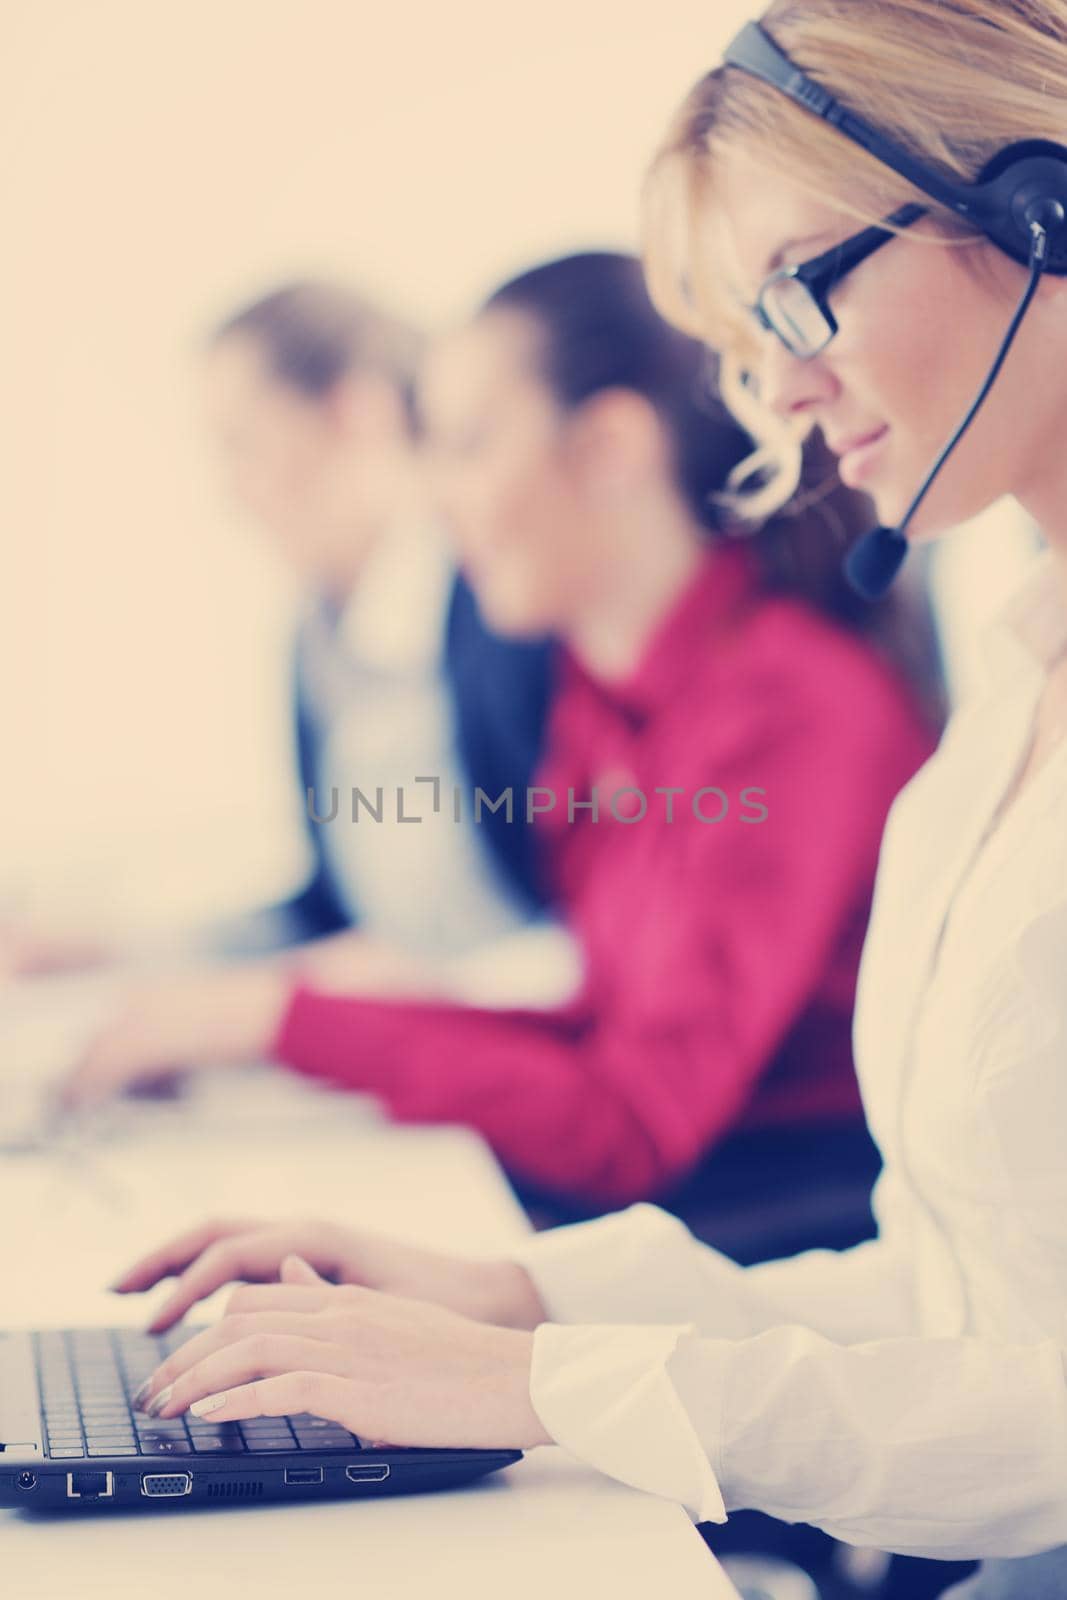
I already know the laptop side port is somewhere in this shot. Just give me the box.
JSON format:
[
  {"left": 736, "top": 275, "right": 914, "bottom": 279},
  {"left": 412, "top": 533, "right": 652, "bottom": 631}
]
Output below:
[
  {"left": 66, "top": 1471, "right": 115, "bottom": 1500},
  {"left": 284, "top": 1467, "right": 324, "bottom": 1486},
  {"left": 141, "top": 1473, "right": 193, "bottom": 1498},
  {"left": 345, "top": 1463, "right": 390, "bottom": 1483},
  {"left": 16, "top": 1471, "right": 37, "bottom": 1490}
]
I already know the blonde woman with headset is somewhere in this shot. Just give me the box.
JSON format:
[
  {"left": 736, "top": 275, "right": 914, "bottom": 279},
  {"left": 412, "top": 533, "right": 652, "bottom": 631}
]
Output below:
[{"left": 108, "top": 3, "right": 1067, "bottom": 1591}]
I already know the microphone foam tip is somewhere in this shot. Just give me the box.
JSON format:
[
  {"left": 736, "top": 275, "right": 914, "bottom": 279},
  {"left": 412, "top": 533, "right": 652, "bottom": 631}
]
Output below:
[{"left": 844, "top": 526, "right": 909, "bottom": 600}]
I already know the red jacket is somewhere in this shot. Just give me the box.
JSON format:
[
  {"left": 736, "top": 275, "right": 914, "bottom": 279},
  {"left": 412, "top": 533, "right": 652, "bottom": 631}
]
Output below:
[{"left": 274, "top": 545, "right": 935, "bottom": 1206}]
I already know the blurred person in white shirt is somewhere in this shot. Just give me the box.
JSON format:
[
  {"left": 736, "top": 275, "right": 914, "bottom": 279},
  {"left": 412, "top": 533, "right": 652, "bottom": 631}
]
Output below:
[{"left": 3, "top": 281, "right": 565, "bottom": 1004}]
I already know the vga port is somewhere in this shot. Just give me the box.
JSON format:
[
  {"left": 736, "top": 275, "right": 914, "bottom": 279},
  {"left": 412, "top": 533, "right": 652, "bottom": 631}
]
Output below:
[{"left": 141, "top": 1472, "right": 192, "bottom": 1498}]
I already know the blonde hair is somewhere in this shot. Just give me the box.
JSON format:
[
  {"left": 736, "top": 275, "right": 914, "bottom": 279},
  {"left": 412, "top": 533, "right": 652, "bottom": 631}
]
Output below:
[{"left": 642, "top": 0, "right": 1067, "bottom": 521}]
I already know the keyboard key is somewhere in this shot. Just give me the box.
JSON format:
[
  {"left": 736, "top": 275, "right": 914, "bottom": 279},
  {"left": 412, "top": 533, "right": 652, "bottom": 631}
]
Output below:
[
  {"left": 140, "top": 1439, "right": 191, "bottom": 1455},
  {"left": 243, "top": 1438, "right": 294, "bottom": 1451},
  {"left": 48, "top": 1448, "right": 86, "bottom": 1459},
  {"left": 87, "top": 1446, "right": 139, "bottom": 1457},
  {"left": 191, "top": 1437, "right": 232, "bottom": 1452}
]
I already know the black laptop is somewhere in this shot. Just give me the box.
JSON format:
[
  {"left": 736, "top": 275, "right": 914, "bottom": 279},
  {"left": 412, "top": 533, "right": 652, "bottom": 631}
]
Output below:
[{"left": 0, "top": 1325, "right": 521, "bottom": 1511}]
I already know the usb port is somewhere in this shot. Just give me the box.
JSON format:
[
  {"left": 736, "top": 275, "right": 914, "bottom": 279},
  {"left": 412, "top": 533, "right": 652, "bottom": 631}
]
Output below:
[
  {"left": 346, "top": 1463, "right": 390, "bottom": 1483},
  {"left": 284, "top": 1467, "right": 324, "bottom": 1486}
]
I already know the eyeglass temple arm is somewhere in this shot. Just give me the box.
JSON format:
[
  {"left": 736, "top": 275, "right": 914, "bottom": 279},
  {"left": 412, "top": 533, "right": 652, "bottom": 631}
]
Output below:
[{"left": 723, "top": 23, "right": 988, "bottom": 227}]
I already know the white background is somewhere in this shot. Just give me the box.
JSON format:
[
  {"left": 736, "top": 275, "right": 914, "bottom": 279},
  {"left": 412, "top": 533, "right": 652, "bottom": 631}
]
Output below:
[{"left": 1, "top": 1, "right": 1038, "bottom": 934}]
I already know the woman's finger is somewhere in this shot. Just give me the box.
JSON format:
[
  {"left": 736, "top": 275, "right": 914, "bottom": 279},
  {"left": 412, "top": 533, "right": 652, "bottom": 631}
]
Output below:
[
  {"left": 109, "top": 1218, "right": 256, "bottom": 1294},
  {"left": 138, "top": 1307, "right": 337, "bottom": 1409},
  {"left": 224, "top": 1281, "right": 339, "bottom": 1317},
  {"left": 144, "top": 1229, "right": 306, "bottom": 1333},
  {"left": 182, "top": 1371, "right": 360, "bottom": 1429},
  {"left": 156, "top": 1335, "right": 351, "bottom": 1421},
  {"left": 281, "top": 1254, "right": 328, "bottom": 1287}
]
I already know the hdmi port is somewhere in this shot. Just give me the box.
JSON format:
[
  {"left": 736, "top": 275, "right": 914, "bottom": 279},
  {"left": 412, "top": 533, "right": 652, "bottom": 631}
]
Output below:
[
  {"left": 284, "top": 1467, "right": 324, "bottom": 1486},
  {"left": 346, "top": 1463, "right": 390, "bottom": 1483}
]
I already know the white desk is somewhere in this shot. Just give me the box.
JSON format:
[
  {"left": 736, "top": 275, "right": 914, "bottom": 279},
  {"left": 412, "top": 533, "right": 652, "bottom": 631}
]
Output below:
[{"left": 0, "top": 1070, "right": 736, "bottom": 1600}]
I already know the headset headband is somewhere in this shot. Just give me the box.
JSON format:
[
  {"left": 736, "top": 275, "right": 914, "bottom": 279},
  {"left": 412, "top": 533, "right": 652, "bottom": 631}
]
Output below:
[{"left": 722, "top": 21, "right": 1067, "bottom": 272}]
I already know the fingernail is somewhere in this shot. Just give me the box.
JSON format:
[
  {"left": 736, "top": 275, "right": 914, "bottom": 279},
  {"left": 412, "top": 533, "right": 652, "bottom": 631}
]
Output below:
[
  {"left": 190, "top": 1392, "right": 228, "bottom": 1417},
  {"left": 146, "top": 1384, "right": 173, "bottom": 1417},
  {"left": 131, "top": 1379, "right": 152, "bottom": 1409}
]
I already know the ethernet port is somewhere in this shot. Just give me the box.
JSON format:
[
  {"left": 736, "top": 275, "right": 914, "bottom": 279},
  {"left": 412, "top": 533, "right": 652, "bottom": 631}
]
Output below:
[{"left": 66, "top": 1471, "right": 115, "bottom": 1500}]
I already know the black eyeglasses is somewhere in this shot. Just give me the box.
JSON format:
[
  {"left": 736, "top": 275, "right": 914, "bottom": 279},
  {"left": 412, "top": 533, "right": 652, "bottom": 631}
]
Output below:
[{"left": 748, "top": 202, "right": 927, "bottom": 359}]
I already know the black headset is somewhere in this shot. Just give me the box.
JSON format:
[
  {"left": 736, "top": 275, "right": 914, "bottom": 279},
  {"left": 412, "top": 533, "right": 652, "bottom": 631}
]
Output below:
[{"left": 721, "top": 21, "right": 1067, "bottom": 597}]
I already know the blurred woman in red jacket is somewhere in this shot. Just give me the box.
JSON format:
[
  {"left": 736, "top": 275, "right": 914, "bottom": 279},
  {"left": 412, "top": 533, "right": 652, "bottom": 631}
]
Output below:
[{"left": 65, "top": 252, "right": 939, "bottom": 1243}]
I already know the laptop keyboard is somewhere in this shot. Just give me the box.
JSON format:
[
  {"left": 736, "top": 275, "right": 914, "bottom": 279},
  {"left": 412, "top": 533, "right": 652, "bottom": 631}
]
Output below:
[{"left": 34, "top": 1328, "right": 363, "bottom": 1459}]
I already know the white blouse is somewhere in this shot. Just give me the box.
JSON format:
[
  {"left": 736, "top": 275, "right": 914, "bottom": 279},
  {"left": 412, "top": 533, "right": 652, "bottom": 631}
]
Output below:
[{"left": 514, "top": 550, "right": 1067, "bottom": 1561}]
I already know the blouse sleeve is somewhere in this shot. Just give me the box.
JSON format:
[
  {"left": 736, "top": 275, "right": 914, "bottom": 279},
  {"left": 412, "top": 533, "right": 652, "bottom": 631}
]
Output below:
[
  {"left": 273, "top": 647, "right": 929, "bottom": 1205},
  {"left": 512, "top": 1170, "right": 916, "bottom": 1347},
  {"left": 520, "top": 905, "right": 1067, "bottom": 1557},
  {"left": 526, "top": 1316, "right": 1067, "bottom": 1557}
]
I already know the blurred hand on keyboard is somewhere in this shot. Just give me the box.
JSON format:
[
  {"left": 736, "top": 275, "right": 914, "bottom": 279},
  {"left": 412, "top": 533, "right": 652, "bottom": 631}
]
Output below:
[{"left": 58, "top": 965, "right": 291, "bottom": 1110}]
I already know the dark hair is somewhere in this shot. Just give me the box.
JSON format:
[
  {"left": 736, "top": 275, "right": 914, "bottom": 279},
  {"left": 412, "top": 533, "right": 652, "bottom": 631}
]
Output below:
[
  {"left": 209, "top": 279, "right": 423, "bottom": 424},
  {"left": 484, "top": 251, "right": 945, "bottom": 727}
]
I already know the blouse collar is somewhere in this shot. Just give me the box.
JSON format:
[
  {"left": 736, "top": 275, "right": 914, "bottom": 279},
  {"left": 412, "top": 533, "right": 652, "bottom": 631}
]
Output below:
[{"left": 981, "top": 546, "right": 1067, "bottom": 685}]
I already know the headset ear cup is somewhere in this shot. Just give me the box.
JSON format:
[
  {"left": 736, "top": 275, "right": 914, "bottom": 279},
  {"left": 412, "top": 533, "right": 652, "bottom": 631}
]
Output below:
[{"left": 971, "top": 139, "right": 1067, "bottom": 271}]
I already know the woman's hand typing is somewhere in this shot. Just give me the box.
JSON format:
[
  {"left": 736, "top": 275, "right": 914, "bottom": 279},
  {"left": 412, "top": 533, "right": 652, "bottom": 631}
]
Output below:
[
  {"left": 111, "top": 1214, "right": 547, "bottom": 1333},
  {"left": 132, "top": 1254, "right": 550, "bottom": 1451}
]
